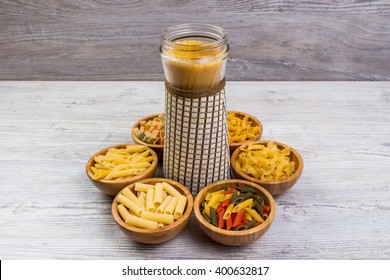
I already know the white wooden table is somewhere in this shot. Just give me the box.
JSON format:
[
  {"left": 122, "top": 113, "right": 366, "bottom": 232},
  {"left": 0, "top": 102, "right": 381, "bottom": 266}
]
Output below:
[{"left": 1, "top": 81, "right": 389, "bottom": 259}]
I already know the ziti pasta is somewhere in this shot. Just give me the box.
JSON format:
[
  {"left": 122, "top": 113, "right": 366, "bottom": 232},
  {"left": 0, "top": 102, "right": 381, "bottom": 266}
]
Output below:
[
  {"left": 90, "top": 145, "right": 154, "bottom": 180},
  {"left": 200, "top": 183, "right": 271, "bottom": 231},
  {"left": 235, "top": 142, "right": 296, "bottom": 182},
  {"left": 116, "top": 182, "right": 187, "bottom": 229}
]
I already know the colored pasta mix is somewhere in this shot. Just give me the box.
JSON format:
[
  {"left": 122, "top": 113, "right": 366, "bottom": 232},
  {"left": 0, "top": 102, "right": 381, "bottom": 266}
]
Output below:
[{"left": 200, "top": 184, "right": 270, "bottom": 231}]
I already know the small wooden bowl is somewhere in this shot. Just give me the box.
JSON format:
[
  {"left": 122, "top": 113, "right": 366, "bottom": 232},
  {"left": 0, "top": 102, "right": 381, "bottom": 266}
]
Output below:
[
  {"left": 231, "top": 140, "right": 303, "bottom": 196},
  {"left": 228, "top": 111, "right": 263, "bottom": 154},
  {"left": 131, "top": 113, "right": 164, "bottom": 160},
  {"left": 194, "top": 179, "right": 275, "bottom": 246},
  {"left": 112, "top": 178, "right": 193, "bottom": 244},
  {"left": 86, "top": 144, "right": 158, "bottom": 196}
]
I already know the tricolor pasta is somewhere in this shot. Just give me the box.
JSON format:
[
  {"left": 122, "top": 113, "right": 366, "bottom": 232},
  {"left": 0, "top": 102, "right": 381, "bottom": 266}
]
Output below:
[
  {"left": 90, "top": 145, "right": 154, "bottom": 180},
  {"left": 200, "top": 183, "right": 271, "bottom": 231},
  {"left": 116, "top": 181, "right": 188, "bottom": 229}
]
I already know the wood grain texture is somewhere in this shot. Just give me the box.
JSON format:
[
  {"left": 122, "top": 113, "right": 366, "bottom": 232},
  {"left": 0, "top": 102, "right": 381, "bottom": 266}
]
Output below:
[
  {"left": 1, "top": 1, "right": 390, "bottom": 80},
  {"left": 0, "top": 81, "right": 389, "bottom": 259}
]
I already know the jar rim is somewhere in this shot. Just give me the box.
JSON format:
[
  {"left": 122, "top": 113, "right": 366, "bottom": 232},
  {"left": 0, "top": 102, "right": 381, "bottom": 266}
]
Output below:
[{"left": 161, "top": 23, "right": 228, "bottom": 49}]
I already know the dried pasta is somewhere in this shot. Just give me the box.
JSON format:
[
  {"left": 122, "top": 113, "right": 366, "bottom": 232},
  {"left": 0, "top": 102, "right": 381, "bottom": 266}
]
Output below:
[
  {"left": 116, "top": 182, "right": 187, "bottom": 230},
  {"left": 235, "top": 142, "right": 296, "bottom": 182},
  {"left": 228, "top": 112, "right": 259, "bottom": 143},
  {"left": 90, "top": 145, "right": 154, "bottom": 180}
]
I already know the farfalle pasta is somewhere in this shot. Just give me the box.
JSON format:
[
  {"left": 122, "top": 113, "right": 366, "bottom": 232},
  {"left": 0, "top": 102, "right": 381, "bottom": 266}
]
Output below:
[{"left": 235, "top": 142, "right": 296, "bottom": 182}]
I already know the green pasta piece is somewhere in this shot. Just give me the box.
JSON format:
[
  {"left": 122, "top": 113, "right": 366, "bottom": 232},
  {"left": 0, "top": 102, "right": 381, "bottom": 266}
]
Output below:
[
  {"left": 202, "top": 212, "right": 211, "bottom": 223},
  {"left": 209, "top": 206, "right": 218, "bottom": 227},
  {"left": 237, "top": 186, "right": 258, "bottom": 194},
  {"left": 232, "top": 219, "right": 257, "bottom": 231},
  {"left": 230, "top": 191, "right": 239, "bottom": 204},
  {"left": 253, "top": 201, "right": 264, "bottom": 214},
  {"left": 251, "top": 194, "right": 265, "bottom": 205},
  {"left": 232, "top": 192, "right": 252, "bottom": 205}
]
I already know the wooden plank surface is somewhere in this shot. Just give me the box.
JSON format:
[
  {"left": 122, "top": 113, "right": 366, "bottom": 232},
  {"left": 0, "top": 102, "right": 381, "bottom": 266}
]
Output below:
[
  {"left": 1, "top": 1, "right": 390, "bottom": 81},
  {"left": 0, "top": 81, "right": 389, "bottom": 259}
]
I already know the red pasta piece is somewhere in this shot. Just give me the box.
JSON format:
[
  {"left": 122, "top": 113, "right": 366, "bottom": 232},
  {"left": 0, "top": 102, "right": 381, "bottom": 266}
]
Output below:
[
  {"left": 222, "top": 189, "right": 235, "bottom": 195},
  {"left": 217, "top": 208, "right": 225, "bottom": 229},
  {"left": 232, "top": 209, "right": 246, "bottom": 227},
  {"left": 262, "top": 205, "right": 270, "bottom": 213},
  {"left": 221, "top": 198, "right": 230, "bottom": 208},
  {"left": 226, "top": 215, "right": 233, "bottom": 230}
]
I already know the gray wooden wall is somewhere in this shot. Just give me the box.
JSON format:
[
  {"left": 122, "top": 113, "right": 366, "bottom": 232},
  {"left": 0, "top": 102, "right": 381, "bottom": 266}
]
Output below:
[{"left": 1, "top": 0, "right": 390, "bottom": 81}]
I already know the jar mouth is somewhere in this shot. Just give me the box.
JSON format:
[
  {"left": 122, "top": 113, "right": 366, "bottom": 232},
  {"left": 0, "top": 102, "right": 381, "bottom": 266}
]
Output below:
[{"left": 160, "top": 23, "right": 229, "bottom": 60}]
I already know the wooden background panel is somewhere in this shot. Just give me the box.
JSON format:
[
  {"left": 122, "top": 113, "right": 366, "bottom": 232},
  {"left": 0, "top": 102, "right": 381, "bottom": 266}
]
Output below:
[{"left": 0, "top": 0, "right": 390, "bottom": 81}]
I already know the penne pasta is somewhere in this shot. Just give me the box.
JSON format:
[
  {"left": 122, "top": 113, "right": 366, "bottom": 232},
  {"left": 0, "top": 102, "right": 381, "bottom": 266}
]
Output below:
[
  {"left": 232, "top": 198, "right": 254, "bottom": 213},
  {"left": 246, "top": 208, "right": 264, "bottom": 223},
  {"left": 222, "top": 203, "right": 234, "bottom": 220}
]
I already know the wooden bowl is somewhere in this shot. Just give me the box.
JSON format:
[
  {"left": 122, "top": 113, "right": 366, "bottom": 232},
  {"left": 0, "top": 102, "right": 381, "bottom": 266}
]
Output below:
[
  {"left": 111, "top": 178, "right": 193, "bottom": 244},
  {"left": 86, "top": 144, "right": 158, "bottom": 196},
  {"left": 131, "top": 113, "right": 164, "bottom": 160},
  {"left": 194, "top": 179, "right": 275, "bottom": 246},
  {"left": 228, "top": 111, "right": 263, "bottom": 154},
  {"left": 231, "top": 140, "right": 303, "bottom": 196}
]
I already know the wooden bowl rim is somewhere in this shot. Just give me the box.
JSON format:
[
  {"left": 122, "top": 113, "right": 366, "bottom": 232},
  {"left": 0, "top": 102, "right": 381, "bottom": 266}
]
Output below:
[
  {"left": 231, "top": 140, "right": 304, "bottom": 186},
  {"left": 193, "top": 179, "right": 276, "bottom": 237},
  {"left": 131, "top": 113, "right": 164, "bottom": 149},
  {"left": 228, "top": 111, "right": 263, "bottom": 148},
  {"left": 86, "top": 143, "right": 158, "bottom": 185},
  {"left": 112, "top": 178, "right": 194, "bottom": 234}
]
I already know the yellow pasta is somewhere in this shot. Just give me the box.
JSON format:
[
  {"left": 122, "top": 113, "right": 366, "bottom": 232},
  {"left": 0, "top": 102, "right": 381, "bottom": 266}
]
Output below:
[
  {"left": 162, "top": 182, "right": 181, "bottom": 198},
  {"left": 205, "top": 189, "right": 224, "bottom": 201},
  {"left": 117, "top": 194, "right": 143, "bottom": 216},
  {"left": 141, "top": 211, "right": 174, "bottom": 225},
  {"left": 134, "top": 182, "right": 155, "bottom": 192},
  {"left": 91, "top": 145, "right": 153, "bottom": 180},
  {"left": 146, "top": 188, "right": 155, "bottom": 212},
  {"left": 174, "top": 195, "right": 188, "bottom": 218},
  {"left": 156, "top": 195, "right": 172, "bottom": 214},
  {"left": 125, "top": 213, "right": 158, "bottom": 229},
  {"left": 236, "top": 142, "right": 296, "bottom": 182},
  {"left": 222, "top": 204, "right": 234, "bottom": 219},
  {"left": 164, "top": 196, "right": 178, "bottom": 215},
  {"left": 153, "top": 183, "right": 164, "bottom": 207},
  {"left": 121, "top": 188, "right": 145, "bottom": 209},
  {"left": 117, "top": 204, "right": 130, "bottom": 222},
  {"left": 208, "top": 193, "right": 224, "bottom": 209},
  {"left": 228, "top": 112, "right": 259, "bottom": 143},
  {"left": 246, "top": 208, "right": 264, "bottom": 223},
  {"left": 232, "top": 198, "right": 253, "bottom": 213}
]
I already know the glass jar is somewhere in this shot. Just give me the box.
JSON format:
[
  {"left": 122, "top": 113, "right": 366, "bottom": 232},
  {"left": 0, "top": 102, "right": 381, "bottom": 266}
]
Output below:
[{"left": 160, "top": 23, "right": 229, "bottom": 91}]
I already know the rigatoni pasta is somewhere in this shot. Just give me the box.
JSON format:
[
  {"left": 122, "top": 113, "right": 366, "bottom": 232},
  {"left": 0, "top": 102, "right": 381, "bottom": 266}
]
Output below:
[{"left": 116, "top": 181, "right": 188, "bottom": 230}]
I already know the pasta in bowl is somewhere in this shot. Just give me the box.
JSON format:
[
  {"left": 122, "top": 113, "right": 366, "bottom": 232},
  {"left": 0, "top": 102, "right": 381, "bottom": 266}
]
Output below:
[
  {"left": 112, "top": 178, "right": 193, "bottom": 244},
  {"left": 227, "top": 111, "right": 263, "bottom": 153},
  {"left": 86, "top": 144, "right": 158, "bottom": 196},
  {"left": 231, "top": 140, "right": 303, "bottom": 196},
  {"left": 194, "top": 179, "right": 275, "bottom": 246}
]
